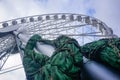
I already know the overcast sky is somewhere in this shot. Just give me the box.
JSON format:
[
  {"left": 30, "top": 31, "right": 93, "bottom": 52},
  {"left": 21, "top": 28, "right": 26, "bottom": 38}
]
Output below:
[{"left": 0, "top": 0, "right": 120, "bottom": 80}]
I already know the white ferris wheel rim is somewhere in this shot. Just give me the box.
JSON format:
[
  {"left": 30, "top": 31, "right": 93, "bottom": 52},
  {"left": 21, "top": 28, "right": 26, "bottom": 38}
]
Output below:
[
  {"left": 0, "top": 13, "right": 117, "bottom": 73},
  {"left": 0, "top": 13, "right": 115, "bottom": 36}
]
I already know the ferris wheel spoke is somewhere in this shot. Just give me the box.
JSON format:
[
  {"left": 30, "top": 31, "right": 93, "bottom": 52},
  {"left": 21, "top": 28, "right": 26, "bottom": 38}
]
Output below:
[
  {"left": 35, "top": 20, "right": 74, "bottom": 31},
  {"left": 25, "top": 20, "right": 74, "bottom": 35},
  {"left": 48, "top": 24, "right": 89, "bottom": 35},
  {"left": 0, "top": 64, "right": 23, "bottom": 75},
  {"left": 37, "top": 24, "right": 87, "bottom": 34},
  {"left": 27, "top": 23, "right": 75, "bottom": 34},
  {"left": 39, "top": 31, "right": 102, "bottom": 36}
]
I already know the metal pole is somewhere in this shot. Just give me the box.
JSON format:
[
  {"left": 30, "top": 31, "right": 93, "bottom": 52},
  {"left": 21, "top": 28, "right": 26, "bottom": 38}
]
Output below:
[{"left": 82, "top": 57, "right": 120, "bottom": 80}]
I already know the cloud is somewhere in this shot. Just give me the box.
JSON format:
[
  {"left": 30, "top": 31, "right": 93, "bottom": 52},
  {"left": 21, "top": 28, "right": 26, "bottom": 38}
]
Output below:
[
  {"left": 0, "top": 0, "right": 47, "bottom": 21},
  {"left": 0, "top": 0, "right": 87, "bottom": 22},
  {"left": 85, "top": 0, "right": 120, "bottom": 36},
  {"left": 0, "top": 0, "right": 120, "bottom": 80}
]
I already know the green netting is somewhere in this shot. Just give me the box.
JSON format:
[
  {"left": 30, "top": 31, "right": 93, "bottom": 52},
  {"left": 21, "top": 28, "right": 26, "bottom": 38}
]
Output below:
[
  {"left": 22, "top": 34, "right": 120, "bottom": 80},
  {"left": 23, "top": 34, "right": 83, "bottom": 80},
  {"left": 81, "top": 38, "right": 120, "bottom": 70}
]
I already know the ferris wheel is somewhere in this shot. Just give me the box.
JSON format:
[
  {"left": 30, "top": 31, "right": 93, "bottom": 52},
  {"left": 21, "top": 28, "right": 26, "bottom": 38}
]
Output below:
[{"left": 0, "top": 13, "right": 117, "bottom": 74}]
